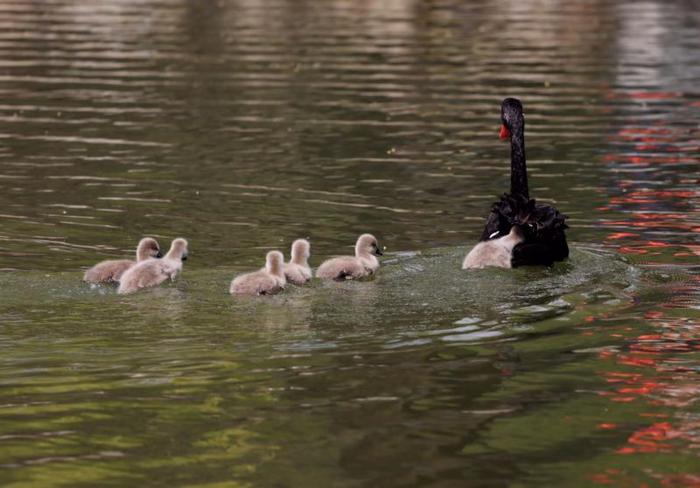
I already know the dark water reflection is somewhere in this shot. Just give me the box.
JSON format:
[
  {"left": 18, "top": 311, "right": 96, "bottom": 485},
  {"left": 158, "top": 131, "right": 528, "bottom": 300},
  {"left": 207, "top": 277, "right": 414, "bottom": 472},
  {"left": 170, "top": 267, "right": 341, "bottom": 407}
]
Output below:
[{"left": 0, "top": 0, "right": 698, "bottom": 486}]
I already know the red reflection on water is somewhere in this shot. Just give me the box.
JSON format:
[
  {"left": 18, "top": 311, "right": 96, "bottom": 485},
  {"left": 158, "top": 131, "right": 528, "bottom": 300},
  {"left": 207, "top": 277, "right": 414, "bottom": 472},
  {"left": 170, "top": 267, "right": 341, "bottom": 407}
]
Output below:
[
  {"left": 616, "top": 355, "right": 657, "bottom": 368},
  {"left": 618, "top": 246, "right": 648, "bottom": 255},
  {"left": 617, "top": 417, "right": 700, "bottom": 458},
  {"left": 660, "top": 474, "right": 700, "bottom": 487},
  {"left": 617, "top": 422, "right": 674, "bottom": 454},
  {"left": 594, "top": 470, "right": 700, "bottom": 487},
  {"left": 592, "top": 89, "right": 700, "bottom": 478},
  {"left": 595, "top": 308, "right": 700, "bottom": 456},
  {"left": 606, "top": 232, "right": 638, "bottom": 239}
]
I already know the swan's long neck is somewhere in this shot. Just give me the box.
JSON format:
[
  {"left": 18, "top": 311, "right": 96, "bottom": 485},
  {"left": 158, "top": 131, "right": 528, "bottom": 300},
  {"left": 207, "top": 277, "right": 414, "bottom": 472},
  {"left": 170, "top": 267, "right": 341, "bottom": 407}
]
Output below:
[{"left": 510, "top": 119, "right": 529, "bottom": 199}]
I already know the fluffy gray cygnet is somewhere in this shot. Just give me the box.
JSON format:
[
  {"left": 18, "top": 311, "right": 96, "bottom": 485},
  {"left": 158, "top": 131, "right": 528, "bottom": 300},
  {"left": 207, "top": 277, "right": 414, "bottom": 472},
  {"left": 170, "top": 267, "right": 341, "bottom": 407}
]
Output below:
[
  {"left": 117, "top": 238, "right": 188, "bottom": 294},
  {"left": 462, "top": 226, "right": 524, "bottom": 269},
  {"left": 230, "top": 250, "right": 286, "bottom": 296},
  {"left": 316, "top": 234, "right": 383, "bottom": 280},
  {"left": 283, "top": 239, "right": 312, "bottom": 285}
]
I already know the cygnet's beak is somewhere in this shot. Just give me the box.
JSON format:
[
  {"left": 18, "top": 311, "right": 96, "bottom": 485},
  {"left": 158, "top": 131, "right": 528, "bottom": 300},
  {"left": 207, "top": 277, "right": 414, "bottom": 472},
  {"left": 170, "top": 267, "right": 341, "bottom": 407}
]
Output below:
[
  {"left": 156, "top": 251, "right": 164, "bottom": 258},
  {"left": 374, "top": 247, "right": 384, "bottom": 256},
  {"left": 181, "top": 253, "right": 188, "bottom": 261}
]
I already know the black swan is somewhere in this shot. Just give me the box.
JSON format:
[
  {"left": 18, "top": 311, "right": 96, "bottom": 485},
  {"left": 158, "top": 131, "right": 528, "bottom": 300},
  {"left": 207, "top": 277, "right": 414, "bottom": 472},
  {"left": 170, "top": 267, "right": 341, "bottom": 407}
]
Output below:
[{"left": 479, "top": 98, "right": 569, "bottom": 266}]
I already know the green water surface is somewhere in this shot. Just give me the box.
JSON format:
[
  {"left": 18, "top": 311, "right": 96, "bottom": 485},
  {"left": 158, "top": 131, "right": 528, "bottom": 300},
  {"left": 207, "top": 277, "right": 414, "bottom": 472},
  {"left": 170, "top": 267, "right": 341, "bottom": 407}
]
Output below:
[{"left": 1, "top": 1, "right": 698, "bottom": 486}]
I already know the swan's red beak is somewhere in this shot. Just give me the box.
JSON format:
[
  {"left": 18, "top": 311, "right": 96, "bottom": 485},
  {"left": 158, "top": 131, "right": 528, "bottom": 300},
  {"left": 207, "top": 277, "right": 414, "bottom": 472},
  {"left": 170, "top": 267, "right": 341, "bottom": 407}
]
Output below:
[{"left": 499, "top": 124, "right": 511, "bottom": 141}]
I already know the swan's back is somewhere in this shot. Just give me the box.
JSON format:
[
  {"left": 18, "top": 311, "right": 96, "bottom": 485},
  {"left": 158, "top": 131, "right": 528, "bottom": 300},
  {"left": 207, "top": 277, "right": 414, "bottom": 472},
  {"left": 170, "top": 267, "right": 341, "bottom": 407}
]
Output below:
[{"left": 480, "top": 194, "right": 568, "bottom": 267}]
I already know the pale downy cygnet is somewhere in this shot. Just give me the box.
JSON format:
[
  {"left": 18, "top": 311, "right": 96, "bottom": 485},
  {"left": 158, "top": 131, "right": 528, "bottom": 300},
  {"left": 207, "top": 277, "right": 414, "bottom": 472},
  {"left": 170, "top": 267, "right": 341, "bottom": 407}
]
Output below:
[
  {"left": 283, "top": 239, "right": 312, "bottom": 285},
  {"left": 83, "top": 237, "right": 161, "bottom": 284},
  {"left": 462, "top": 226, "right": 524, "bottom": 269},
  {"left": 230, "top": 251, "right": 286, "bottom": 296},
  {"left": 117, "top": 238, "right": 188, "bottom": 294},
  {"left": 316, "top": 233, "right": 383, "bottom": 280}
]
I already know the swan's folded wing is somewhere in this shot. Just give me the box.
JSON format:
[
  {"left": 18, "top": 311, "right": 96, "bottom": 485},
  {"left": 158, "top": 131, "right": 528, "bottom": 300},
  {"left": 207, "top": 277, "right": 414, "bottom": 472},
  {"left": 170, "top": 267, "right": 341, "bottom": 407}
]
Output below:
[
  {"left": 479, "top": 211, "right": 504, "bottom": 241},
  {"left": 511, "top": 242, "right": 555, "bottom": 267},
  {"left": 531, "top": 204, "right": 569, "bottom": 261},
  {"left": 480, "top": 194, "right": 569, "bottom": 264},
  {"left": 479, "top": 193, "right": 534, "bottom": 241},
  {"left": 510, "top": 230, "right": 568, "bottom": 265}
]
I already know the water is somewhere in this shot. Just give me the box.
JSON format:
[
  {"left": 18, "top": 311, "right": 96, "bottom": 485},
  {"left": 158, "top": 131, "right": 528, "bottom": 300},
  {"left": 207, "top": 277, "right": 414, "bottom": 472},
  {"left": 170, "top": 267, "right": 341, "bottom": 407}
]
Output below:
[{"left": 0, "top": 0, "right": 698, "bottom": 486}]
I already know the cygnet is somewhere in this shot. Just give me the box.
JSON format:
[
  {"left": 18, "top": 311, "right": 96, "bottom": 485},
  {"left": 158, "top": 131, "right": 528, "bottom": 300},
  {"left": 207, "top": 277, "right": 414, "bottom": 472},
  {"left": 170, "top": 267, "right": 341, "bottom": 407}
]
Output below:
[
  {"left": 230, "top": 250, "right": 286, "bottom": 296},
  {"left": 117, "top": 238, "right": 188, "bottom": 294},
  {"left": 316, "top": 234, "right": 383, "bottom": 280},
  {"left": 462, "top": 226, "right": 523, "bottom": 269},
  {"left": 283, "top": 239, "right": 312, "bottom": 285}
]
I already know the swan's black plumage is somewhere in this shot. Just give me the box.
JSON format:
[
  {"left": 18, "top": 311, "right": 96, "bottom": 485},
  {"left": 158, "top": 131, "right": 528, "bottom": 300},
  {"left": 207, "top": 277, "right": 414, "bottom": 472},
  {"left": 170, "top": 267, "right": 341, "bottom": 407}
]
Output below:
[{"left": 479, "top": 98, "right": 569, "bottom": 266}]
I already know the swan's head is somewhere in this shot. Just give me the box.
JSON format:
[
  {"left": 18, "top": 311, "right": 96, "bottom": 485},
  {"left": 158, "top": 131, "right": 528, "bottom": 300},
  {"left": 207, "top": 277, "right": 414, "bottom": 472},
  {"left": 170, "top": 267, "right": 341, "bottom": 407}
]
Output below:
[
  {"left": 291, "top": 239, "right": 310, "bottom": 263},
  {"left": 168, "top": 238, "right": 189, "bottom": 261},
  {"left": 356, "top": 234, "right": 383, "bottom": 257},
  {"left": 136, "top": 237, "right": 162, "bottom": 261},
  {"left": 500, "top": 97, "right": 524, "bottom": 140},
  {"left": 265, "top": 250, "right": 284, "bottom": 276}
]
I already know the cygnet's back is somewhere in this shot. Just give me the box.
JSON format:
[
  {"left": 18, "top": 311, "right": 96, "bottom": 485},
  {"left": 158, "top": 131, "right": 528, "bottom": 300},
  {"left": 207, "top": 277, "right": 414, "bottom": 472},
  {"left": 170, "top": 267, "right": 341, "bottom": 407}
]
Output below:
[
  {"left": 462, "top": 226, "right": 523, "bottom": 269},
  {"left": 83, "top": 237, "right": 161, "bottom": 284}
]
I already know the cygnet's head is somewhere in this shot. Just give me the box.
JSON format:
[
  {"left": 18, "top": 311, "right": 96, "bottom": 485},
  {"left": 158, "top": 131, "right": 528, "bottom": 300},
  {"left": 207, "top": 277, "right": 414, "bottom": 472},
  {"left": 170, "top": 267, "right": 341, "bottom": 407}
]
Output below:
[
  {"left": 136, "top": 237, "right": 162, "bottom": 261},
  {"left": 265, "top": 250, "right": 284, "bottom": 276},
  {"left": 291, "top": 239, "right": 310, "bottom": 264},
  {"left": 167, "top": 238, "right": 189, "bottom": 261},
  {"left": 355, "top": 234, "right": 383, "bottom": 257}
]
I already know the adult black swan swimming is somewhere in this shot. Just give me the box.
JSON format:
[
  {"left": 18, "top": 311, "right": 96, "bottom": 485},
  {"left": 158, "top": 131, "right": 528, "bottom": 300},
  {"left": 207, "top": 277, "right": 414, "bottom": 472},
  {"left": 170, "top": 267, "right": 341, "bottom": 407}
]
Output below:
[{"left": 479, "top": 98, "right": 569, "bottom": 266}]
